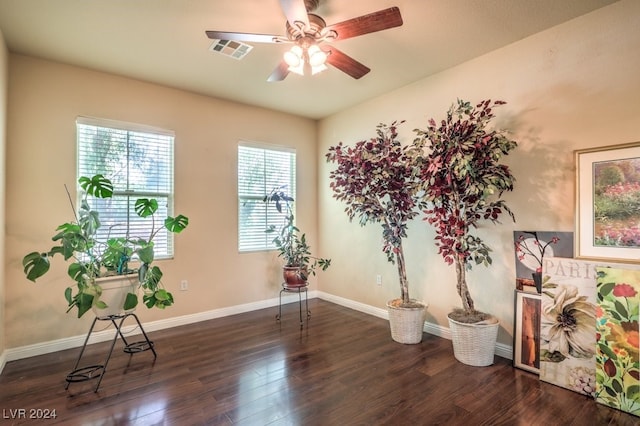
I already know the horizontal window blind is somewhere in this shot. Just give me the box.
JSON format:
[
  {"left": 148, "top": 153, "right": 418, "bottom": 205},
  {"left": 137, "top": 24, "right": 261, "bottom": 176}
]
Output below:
[
  {"left": 238, "top": 143, "right": 296, "bottom": 252},
  {"left": 76, "top": 117, "right": 175, "bottom": 257}
]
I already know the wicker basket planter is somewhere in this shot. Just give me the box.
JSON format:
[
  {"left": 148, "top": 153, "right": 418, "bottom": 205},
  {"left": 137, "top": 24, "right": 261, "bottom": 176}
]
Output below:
[
  {"left": 448, "top": 315, "right": 499, "bottom": 366},
  {"left": 387, "top": 299, "right": 428, "bottom": 344}
]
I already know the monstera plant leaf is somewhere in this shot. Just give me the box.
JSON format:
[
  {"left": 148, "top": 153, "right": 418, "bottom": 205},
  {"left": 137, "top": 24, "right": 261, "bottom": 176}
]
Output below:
[
  {"left": 78, "top": 174, "right": 113, "bottom": 198},
  {"left": 134, "top": 198, "right": 159, "bottom": 218},
  {"left": 22, "top": 252, "right": 50, "bottom": 282},
  {"left": 165, "top": 215, "right": 189, "bottom": 233}
]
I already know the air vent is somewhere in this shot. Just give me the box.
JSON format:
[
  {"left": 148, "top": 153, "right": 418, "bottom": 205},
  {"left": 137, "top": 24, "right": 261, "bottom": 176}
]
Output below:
[{"left": 208, "top": 39, "right": 253, "bottom": 60}]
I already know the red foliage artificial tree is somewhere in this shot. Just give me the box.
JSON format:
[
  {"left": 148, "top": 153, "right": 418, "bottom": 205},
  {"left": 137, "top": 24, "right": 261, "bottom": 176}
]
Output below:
[
  {"left": 326, "top": 121, "right": 424, "bottom": 307},
  {"left": 412, "top": 99, "right": 518, "bottom": 322}
]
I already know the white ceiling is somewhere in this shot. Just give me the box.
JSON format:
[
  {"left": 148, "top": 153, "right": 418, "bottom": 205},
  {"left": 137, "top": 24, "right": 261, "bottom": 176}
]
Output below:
[{"left": 0, "top": 0, "right": 619, "bottom": 119}]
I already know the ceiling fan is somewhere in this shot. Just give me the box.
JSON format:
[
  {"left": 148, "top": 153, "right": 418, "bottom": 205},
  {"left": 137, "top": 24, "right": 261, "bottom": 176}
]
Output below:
[{"left": 205, "top": 0, "right": 403, "bottom": 81}]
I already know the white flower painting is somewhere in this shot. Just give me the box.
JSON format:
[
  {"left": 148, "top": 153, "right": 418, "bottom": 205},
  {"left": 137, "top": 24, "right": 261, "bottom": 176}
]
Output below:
[{"left": 540, "top": 257, "right": 598, "bottom": 396}]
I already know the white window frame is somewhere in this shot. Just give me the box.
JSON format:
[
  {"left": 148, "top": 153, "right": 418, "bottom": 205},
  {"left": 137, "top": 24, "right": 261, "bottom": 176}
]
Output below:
[
  {"left": 238, "top": 142, "right": 296, "bottom": 253},
  {"left": 76, "top": 116, "right": 176, "bottom": 259}
]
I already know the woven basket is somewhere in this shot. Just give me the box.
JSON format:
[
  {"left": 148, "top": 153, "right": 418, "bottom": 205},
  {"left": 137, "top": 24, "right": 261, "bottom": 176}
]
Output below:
[
  {"left": 387, "top": 299, "right": 427, "bottom": 344},
  {"left": 448, "top": 316, "right": 499, "bottom": 366}
]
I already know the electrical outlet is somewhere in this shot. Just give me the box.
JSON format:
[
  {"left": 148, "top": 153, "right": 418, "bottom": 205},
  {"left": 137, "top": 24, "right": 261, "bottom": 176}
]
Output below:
[
  {"left": 376, "top": 275, "right": 382, "bottom": 286},
  {"left": 180, "top": 280, "right": 188, "bottom": 291}
]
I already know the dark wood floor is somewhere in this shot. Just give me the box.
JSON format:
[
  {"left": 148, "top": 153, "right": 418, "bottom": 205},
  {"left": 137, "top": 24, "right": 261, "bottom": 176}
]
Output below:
[{"left": 0, "top": 299, "right": 637, "bottom": 425}]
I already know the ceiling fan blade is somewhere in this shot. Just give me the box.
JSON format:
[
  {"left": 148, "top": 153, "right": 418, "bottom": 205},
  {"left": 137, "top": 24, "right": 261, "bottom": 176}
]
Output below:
[
  {"left": 267, "top": 61, "right": 290, "bottom": 82},
  {"left": 325, "top": 7, "right": 403, "bottom": 41},
  {"left": 325, "top": 47, "right": 370, "bottom": 79},
  {"left": 205, "top": 30, "right": 281, "bottom": 44},
  {"left": 279, "top": 0, "right": 310, "bottom": 29}
]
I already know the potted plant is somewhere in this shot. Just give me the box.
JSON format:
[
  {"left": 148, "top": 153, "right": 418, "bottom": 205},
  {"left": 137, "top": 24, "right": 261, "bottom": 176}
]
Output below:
[
  {"left": 264, "top": 187, "right": 331, "bottom": 287},
  {"left": 326, "top": 121, "right": 427, "bottom": 344},
  {"left": 22, "top": 174, "right": 189, "bottom": 318},
  {"left": 412, "top": 99, "right": 517, "bottom": 364}
]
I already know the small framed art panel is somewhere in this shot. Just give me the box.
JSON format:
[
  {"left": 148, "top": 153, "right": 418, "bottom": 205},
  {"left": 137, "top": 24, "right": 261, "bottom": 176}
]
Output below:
[{"left": 513, "top": 290, "right": 542, "bottom": 374}]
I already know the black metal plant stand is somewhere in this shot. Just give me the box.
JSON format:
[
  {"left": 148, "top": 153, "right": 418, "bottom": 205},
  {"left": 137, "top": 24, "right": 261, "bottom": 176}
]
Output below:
[
  {"left": 276, "top": 283, "right": 311, "bottom": 329},
  {"left": 65, "top": 312, "right": 156, "bottom": 393}
]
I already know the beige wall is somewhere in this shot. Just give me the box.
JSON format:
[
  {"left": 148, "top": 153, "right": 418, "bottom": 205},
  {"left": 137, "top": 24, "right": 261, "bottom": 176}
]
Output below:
[
  {"left": 5, "top": 55, "right": 318, "bottom": 347},
  {"left": 317, "top": 0, "right": 640, "bottom": 347},
  {"left": 3, "top": 0, "right": 639, "bottom": 354},
  {"left": 0, "top": 28, "right": 8, "bottom": 359}
]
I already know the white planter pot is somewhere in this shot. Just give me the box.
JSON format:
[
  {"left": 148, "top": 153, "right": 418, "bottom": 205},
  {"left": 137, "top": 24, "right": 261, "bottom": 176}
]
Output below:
[
  {"left": 387, "top": 299, "right": 428, "bottom": 344},
  {"left": 448, "top": 315, "right": 499, "bottom": 366},
  {"left": 92, "top": 275, "right": 139, "bottom": 318}
]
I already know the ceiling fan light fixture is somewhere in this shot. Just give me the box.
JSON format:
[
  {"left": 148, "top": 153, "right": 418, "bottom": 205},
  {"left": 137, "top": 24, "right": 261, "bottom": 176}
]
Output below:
[
  {"left": 307, "top": 44, "right": 327, "bottom": 67},
  {"left": 284, "top": 45, "right": 304, "bottom": 67},
  {"left": 207, "top": 5, "right": 403, "bottom": 82}
]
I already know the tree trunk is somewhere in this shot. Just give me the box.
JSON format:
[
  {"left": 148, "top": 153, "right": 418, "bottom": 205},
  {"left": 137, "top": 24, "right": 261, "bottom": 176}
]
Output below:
[
  {"left": 396, "top": 242, "right": 410, "bottom": 305},
  {"left": 454, "top": 256, "right": 474, "bottom": 312}
]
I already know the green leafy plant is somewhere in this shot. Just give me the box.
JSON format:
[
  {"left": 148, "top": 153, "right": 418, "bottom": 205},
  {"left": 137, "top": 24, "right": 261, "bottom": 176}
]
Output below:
[
  {"left": 22, "top": 174, "right": 189, "bottom": 318},
  {"left": 263, "top": 187, "right": 330, "bottom": 281},
  {"left": 413, "top": 99, "right": 517, "bottom": 322}
]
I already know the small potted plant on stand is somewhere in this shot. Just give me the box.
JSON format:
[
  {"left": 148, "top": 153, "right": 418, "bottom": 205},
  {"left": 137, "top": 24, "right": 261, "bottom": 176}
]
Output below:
[
  {"left": 264, "top": 187, "right": 331, "bottom": 288},
  {"left": 326, "top": 121, "right": 427, "bottom": 344},
  {"left": 22, "top": 174, "right": 189, "bottom": 318},
  {"left": 412, "top": 99, "right": 518, "bottom": 364}
]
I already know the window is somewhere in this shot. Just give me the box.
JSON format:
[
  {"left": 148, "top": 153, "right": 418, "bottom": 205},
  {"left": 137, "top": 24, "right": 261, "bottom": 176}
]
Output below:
[
  {"left": 238, "top": 143, "right": 296, "bottom": 252},
  {"left": 76, "top": 117, "right": 176, "bottom": 258}
]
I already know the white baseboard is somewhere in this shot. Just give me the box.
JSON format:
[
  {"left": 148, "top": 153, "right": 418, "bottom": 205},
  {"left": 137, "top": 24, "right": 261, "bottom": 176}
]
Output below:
[
  {"left": 1, "top": 289, "right": 512, "bottom": 374},
  {"left": 316, "top": 291, "right": 512, "bottom": 361},
  {"left": 0, "top": 350, "right": 6, "bottom": 375},
  {"left": 316, "top": 291, "right": 389, "bottom": 319},
  {"left": 2, "top": 291, "right": 314, "bottom": 367}
]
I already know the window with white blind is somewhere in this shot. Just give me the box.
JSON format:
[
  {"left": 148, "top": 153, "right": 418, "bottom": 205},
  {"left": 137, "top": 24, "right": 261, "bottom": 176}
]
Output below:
[
  {"left": 238, "top": 143, "right": 296, "bottom": 252},
  {"left": 76, "top": 117, "right": 176, "bottom": 258}
]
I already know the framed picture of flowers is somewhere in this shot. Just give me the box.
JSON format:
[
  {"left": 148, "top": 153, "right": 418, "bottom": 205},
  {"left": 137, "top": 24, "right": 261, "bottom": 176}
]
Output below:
[
  {"left": 514, "top": 290, "right": 541, "bottom": 373},
  {"left": 541, "top": 256, "right": 640, "bottom": 402},
  {"left": 575, "top": 142, "right": 640, "bottom": 262}
]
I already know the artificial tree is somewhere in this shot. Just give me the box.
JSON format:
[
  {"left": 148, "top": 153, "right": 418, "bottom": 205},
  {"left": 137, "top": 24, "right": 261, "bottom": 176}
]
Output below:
[
  {"left": 326, "top": 121, "right": 423, "bottom": 307},
  {"left": 413, "top": 99, "right": 517, "bottom": 323}
]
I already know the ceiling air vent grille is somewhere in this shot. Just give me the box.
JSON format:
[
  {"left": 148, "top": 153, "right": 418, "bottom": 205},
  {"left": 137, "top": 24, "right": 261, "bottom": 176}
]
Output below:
[{"left": 209, "top": 39, "right": 253, "bottom": 60}]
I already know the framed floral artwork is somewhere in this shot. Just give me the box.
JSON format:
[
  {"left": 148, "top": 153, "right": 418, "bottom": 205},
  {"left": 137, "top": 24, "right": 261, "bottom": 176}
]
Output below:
[
  {"left": 513, "top": 290, "right": 541, "bottom": 373},
  {"left": 514, "top": 231, "right": 573, "bottom": 292},
  {"left": 540, "top": 257, "right": 640, "bottom": 400},
  {"left": 595, "top": 266, "right": 640, "bottom": 416},
  {"left": 540, "top": 257, "right": 598, "bottom": 396},
  {"left": 575, "top": 142, "right": 640, "bottom": 262}
]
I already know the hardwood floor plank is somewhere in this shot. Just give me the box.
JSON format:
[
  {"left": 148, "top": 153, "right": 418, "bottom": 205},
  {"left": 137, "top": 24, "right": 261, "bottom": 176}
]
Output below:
[{"left": 0, "top": 299, "right": 638, "bottom": 425}]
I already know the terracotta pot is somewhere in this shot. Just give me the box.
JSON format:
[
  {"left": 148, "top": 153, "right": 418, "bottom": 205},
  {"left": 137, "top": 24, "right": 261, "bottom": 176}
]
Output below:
[{"left": 282, "top": 266, "right": 308, "bottom": 288}]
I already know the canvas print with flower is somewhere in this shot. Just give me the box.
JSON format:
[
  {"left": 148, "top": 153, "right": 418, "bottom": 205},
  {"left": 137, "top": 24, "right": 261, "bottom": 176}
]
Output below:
[
  {"left": 514, "top": 231, "right": 573, "bottom": 292},
  {"left": 540, "top": 257, "right": 598, "bottom": 396},
  {"left": 595, "top": 266, "right": 640, "bottom": 416}
]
